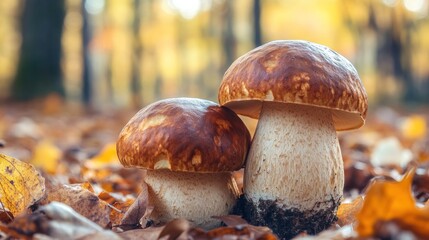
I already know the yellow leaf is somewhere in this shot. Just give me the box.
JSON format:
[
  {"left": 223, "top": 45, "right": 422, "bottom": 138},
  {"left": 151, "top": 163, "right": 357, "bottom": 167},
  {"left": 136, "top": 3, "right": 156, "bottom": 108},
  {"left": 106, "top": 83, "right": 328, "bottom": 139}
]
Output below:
[
  {"left": 85, "top": 143, "right": 120, "bottom": 169},
  {"left": 0, "top": 153, "right": 45, "bottom": 217},
  {"left": 356, "top": 167, "right": 429, "bottom": 238},
  {"left": 337, "top": 196, "right": 364, "bottom": 226},
  {"left": 401, "top": 115, "right": 427, "bottom": 140},
  {"left": 30, "top": 140, "right": 62, "bottom": 174}
]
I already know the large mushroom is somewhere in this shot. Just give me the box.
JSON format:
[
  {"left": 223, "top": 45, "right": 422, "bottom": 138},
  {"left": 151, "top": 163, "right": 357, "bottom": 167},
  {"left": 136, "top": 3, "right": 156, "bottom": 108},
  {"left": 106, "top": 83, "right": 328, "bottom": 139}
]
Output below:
[
  {"left": 218, "top": 40, "right": 368, "bottom": 238},
  {"left": 116, "top": 98, "right": 251, "bottom": 229}
]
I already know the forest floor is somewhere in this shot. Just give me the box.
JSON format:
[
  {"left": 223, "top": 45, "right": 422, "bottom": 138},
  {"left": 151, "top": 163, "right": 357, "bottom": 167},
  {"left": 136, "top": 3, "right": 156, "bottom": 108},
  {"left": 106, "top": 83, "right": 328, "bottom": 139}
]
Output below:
[{"left": 0, "top": 101, "right": 428, "bottom": 239}]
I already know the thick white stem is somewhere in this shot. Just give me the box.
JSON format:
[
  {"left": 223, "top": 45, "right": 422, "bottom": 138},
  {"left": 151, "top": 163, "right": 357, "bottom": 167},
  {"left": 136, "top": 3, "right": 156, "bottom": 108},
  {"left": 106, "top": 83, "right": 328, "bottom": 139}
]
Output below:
[
  {"left": 244, "top": 102, "right": 343, "bottom": 210},
  {"left": 145, "top": 170, "right": 239, "bottom": 230}
]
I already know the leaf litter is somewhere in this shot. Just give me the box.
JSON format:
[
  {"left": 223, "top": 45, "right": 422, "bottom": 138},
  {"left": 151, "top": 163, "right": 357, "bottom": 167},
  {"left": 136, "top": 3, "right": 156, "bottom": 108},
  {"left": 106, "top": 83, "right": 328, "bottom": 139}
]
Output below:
[
  {"left": 0, "top": 153, "right": 45, "bottom": 218},
  {"left": 0, "top": 105, "right": 428, "bottom": 239}
]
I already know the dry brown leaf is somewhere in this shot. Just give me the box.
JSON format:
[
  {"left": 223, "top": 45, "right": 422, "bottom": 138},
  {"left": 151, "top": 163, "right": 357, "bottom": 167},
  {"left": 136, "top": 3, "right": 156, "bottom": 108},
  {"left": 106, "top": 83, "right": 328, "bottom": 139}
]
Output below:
[
  {"left": 188, "top": 224, "right": 277, "bottom": 240},
  {"left": 111, "top": 198, "right": 134, "bottom": 226},
  {"left": 120, "top": 181, "right": 152, "bottom": 228},
  {"left": 95, "top": 189, "right": 134, "bottom": 225},
  {"left": 336, "top": 196, "right": 364, "bottom": 226},
  {"left": 6, "top": 201, "right": 120, "bottom": 239},
  {"left": 42, "top": 183, "right": 111, "bottom": 227},
  {"left": 0, "top": 209, "right": 13, "bottom": 224},
  {"left": 158, "top": 218, "right": 190, "bottom": 240},
  {"left": 357, "top": 167, "right": 429, "bottom": 238},
  {"left": 118, "top": 226, "right": 166, "bottom": 240},
  {"left": 77, "top": 230, "right": 123, "bottom": 240},
  {"left": 189, "top": 226, "right": 251, "bottom": 239},
  {"left": 98, "top": 190, "right": 115, "bottom": 204},
  {"left": 0, "top": 153, "right": 45, "bottom": 217},
  {"left": 100, "top": 174, "right": 131, "bottom": 193},
  {"left": 214, "top": 215, "right": 248, "bottom": 226},
  {"left": 0, "top": 223, "right": 32, "bottom": 239},
  {"left": 2, "top": 211, "right": 38, "bottom": 239},
  {"left": 38, "top": 201, "right": 105, "bottom": 238},
  {"left": 81, "top": 181, "right": 95, "bottom": 192},
  {"left": 209, "top": 215, "right": 275, "bottom": 239}
]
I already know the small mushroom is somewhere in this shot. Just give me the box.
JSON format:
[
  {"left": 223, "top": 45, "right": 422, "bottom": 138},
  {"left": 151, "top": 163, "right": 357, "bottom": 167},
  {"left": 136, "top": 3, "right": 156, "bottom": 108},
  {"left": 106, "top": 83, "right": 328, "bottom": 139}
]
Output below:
[
  {"left": 116, "top": 98, "right": 251, "bottom": 229},
  {"left": 218, "top": 40, "right": 368, "bottom": 238}
]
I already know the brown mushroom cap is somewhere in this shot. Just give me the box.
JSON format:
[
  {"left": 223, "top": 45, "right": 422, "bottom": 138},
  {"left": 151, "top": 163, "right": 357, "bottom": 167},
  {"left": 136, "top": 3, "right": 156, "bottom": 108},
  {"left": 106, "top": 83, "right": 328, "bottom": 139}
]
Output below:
[
  {"left": 116, "top": 98, "right": 251, "bottom": 172},
  {"left": 218, "top": 40, "right": 368, "bottom": 131}
]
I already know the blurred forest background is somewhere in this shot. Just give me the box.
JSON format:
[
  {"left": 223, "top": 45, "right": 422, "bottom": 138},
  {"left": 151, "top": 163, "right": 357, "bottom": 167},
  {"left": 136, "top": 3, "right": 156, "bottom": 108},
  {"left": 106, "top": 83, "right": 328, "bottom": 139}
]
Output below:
[{"left": 0, "top": 0, "right": 429, "bottom": 110}]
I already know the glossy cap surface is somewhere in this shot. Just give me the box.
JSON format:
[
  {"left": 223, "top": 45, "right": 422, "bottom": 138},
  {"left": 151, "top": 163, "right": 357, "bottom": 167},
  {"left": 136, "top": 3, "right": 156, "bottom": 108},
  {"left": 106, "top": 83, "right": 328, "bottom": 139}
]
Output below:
[
  {"left": 117, "top": 98, "right": 251, "bottom": 172},
  {"left": 218, "top": 40, "right": 368, "bottom": 130}
]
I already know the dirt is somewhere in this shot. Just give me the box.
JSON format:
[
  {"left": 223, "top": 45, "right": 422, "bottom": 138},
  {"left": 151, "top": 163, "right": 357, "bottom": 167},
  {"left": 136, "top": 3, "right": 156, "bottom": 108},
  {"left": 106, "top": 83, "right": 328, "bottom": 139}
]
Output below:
[{"left": 233, "top": 194, "right": 341, "bottom": 239}]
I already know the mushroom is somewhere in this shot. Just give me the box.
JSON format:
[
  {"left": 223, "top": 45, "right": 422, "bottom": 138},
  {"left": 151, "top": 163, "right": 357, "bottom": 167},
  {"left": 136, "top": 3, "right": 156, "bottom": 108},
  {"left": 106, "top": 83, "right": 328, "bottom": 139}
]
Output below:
[
  {"left": 218, "top": 40, "right": 368, "bottom": 238},
  {"left": 116, "top": 98, "right": 251, "bottom": 229}
]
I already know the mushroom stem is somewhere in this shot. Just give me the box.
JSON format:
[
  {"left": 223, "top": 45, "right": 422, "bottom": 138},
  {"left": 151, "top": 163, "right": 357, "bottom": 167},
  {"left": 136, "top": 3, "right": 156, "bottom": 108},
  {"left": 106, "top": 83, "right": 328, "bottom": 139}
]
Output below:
[
  {"left": 145, "top": 170, "right": 239, "bottom": 230},
  {"left": 242, "top": 102, "right": 343, "bottom": 237}
]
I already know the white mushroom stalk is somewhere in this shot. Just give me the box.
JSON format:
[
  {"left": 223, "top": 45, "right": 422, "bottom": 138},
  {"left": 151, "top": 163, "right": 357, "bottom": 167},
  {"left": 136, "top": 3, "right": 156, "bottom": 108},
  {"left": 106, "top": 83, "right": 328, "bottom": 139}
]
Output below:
[
  {"left": 218, "top": 40, "right": 368, "bottom": 239},
  {"left": 145, "top": 170, "right": 239, "bottom": 229},
  {"left": 244, "top": 102, "right": 343, "bottom": 213}
]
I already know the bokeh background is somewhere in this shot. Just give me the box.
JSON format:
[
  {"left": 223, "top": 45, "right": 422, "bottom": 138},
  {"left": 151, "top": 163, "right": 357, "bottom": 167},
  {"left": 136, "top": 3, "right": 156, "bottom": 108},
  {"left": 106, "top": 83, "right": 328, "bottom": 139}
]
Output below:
[{"left": 1, "top": 0, "right": 428, "bottom": 110}]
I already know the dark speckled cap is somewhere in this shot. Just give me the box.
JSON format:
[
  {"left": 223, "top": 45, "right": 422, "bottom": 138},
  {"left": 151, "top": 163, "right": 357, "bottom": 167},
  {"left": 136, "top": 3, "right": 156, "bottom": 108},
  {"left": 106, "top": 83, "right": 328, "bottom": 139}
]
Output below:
[
  {"left": 218, "top": 40, "right": 368, "bottom": 131},
  {"left": 116, "top": 98, "right": 251, "bottom": 172}
]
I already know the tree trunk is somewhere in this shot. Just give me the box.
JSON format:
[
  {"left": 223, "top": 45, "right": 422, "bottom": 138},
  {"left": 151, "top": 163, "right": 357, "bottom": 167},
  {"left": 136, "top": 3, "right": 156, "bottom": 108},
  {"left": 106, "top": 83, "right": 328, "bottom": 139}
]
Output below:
[
  {"left": 222, "top": 0, "right": 235, "bottom": 73},
  {"left": 253, "top": 0, "right": 262, "bottom": 47},
  {"left": 12, "top": 0, "right": 66, "bottom": 101},
  {"left": 82, "top": 0, "right": 92, "bottom": 106},
  {"left": 131, "top": 0, "right": 142, "bottom": 108}
]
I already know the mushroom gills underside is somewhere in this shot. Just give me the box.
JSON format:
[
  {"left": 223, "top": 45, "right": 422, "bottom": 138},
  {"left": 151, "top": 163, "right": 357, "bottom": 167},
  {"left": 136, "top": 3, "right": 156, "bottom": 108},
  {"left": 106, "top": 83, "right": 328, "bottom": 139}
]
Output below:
[{"left": 145, "top": 170, "right": 240, "bottom": 230}]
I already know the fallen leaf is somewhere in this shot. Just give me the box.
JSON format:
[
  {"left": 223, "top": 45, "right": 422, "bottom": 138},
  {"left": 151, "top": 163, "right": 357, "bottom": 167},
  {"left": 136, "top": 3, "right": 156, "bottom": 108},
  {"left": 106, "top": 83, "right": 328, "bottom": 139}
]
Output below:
[
  {"left": 111, "top": 198, "right": 134, "bottom": 226},
  {"left": 98, "top": 190, "right": 116, "bottom": 204},
  {"left": 85, "top": 143, "right": 121, "bottom": 169},
  {"left": 357, "top": 166, "right": 429, "bottom": 238},
  {"left": 2, "top": 210, "right": 38, "bottom": 239},
  {"left": 81, "top": 181, "right": 95, "bottom": 192},
  {"left": 42, "top": 183, "right": 111, "bottom": 227},
  {"left": 214, "top": 215, "right": 248, "bottom": 226},
  {"left": 77, "top": 230, "right": 123, "bottom": 240},
  {"left": 30, "top": 140, "right": 62, "bottom": 174},
  {"left": 120, "top": 181, "right": 152, "bottom": 229},
  {"left": 6, "top": 201, "right": 120, "bottom": 239},
  {"left": 188, "top": 224, "right": 277, "bottom": 240},
  {"left": 100, "top": 173, "right": 131, "bottom": 192},
  {"left": 158, "top": 218, "right": 190, "bottom": 240},
  {"left": 118, "top": 226, "right": 165, "bottom": 240},
  {"left": 400, "top": 115, "right": 427, "bottom": 140},
  {"left": 292, "top": 225, "right": 356, "bottom": 240},
  {"left": 0, "top": 209, "right": 13, "bottom": 224},
  {"left": 0, "top": 153, "right": 45, "bottom": 217},
  {"left": 336, "top": 196, "right": 364, "bottom": 226},
  {"left": 0, "top": 223, "right": 32, "bottom": 239},
  {"left": 211, "top": 215, "right": 275, "bottom": 239}
]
